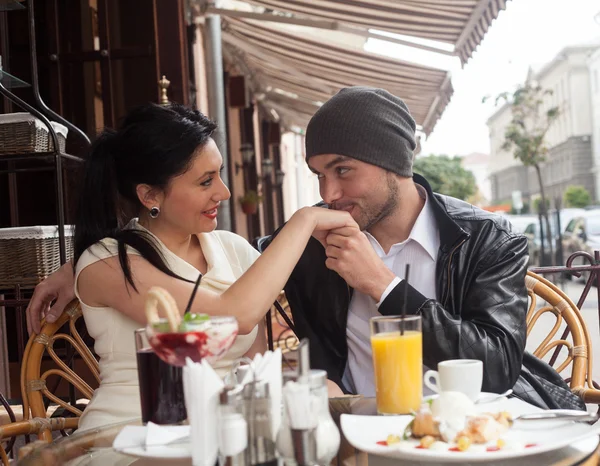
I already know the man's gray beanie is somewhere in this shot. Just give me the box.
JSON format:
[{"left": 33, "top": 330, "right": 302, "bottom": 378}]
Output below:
[{"left": 305, "top": 87, "right": 417, "bottom": 177}]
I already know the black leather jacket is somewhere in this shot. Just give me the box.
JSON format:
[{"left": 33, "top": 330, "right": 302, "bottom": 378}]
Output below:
[{"left": 261, "top": 174, "right": 585, "bottom": 410}]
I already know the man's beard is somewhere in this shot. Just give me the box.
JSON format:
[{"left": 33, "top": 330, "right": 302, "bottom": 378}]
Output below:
[{"left": 358, "top": 174, "right": 399, "bottom": 231}]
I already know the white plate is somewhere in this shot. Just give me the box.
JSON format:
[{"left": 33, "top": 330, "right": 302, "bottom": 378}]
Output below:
[
  {"left": 341, "top": 396, "right": 600, "bottom": 463},
  {"left": 112, "top": 425, "right": 191, "bottom": 459}
]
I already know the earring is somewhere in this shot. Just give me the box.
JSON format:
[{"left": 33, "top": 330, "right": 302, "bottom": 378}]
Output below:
[{"left": 149, "top": 206, "right": 160, "bottom": 219}]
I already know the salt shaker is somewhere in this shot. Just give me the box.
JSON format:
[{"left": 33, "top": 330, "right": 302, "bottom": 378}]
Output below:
[
  {"left": 219, "top": 385, "right": 248, "bottom": 466},
  {"left": 243, "top": 380, "right": 277, "bottom": 466},
  {"left": 277, "top": 370, "right": 340, "bottom": 465}
]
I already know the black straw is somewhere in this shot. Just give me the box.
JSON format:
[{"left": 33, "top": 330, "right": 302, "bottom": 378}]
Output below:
[
  {"left": 401, "top": 264, "right": 410, "bottom": 335},
  {"left": 184, "top": 274, "right": 203, "bottom": 315}
]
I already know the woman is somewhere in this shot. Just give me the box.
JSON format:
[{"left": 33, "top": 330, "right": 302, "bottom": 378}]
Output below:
[{"left": 73, "top": 103, "right": 355, "bottom": 430}]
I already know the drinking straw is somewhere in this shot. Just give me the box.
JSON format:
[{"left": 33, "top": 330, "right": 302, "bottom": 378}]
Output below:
[
  {"left": 401, "top": 264, "right": 410, "bottom": 335},
  {"left": 298, "top": 338, "right": 310, "bottom": 377},
  {"left": 184, "top": 273, "right": 203, "bottom": 315}
]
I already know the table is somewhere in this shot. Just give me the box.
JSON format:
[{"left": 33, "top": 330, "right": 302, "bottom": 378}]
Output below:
[{"left": 17, "top": 397, "right": 600, "bottom": 466}]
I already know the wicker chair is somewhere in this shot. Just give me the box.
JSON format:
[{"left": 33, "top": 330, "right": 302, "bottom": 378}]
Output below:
[
  {"left": 526, "top": 271, "right": 600, "bottom": 404},
  {"left": 0, "top": 300, "right": 99, "bottom": 464}
]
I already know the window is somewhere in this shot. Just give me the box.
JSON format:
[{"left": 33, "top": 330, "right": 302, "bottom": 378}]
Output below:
[
  {"left": 587, "top": 216, "right": 600, "bottom": 236},
  {"left": 565, "top": 219, "right": 577, "bottom": 233}
]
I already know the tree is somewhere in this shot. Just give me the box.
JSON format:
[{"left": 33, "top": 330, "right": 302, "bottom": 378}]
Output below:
[
  {"left": 532, "top": 197, "right": 550, "bottom": 214},
  {"left": 413, "top": 155, "right": 477, "bottom": 201},
  {"left": 486, "top": 82, "right": 560, "bottom": 264},
  {"left": 563, "top": 185, "right": 591, "bottom": 208}
]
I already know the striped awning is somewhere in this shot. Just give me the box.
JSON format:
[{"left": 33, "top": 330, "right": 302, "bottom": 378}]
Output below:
[
  {"left": 222, "top": 17, "right": 453, "bottom": 135},
  {"left": 243, "top": 0, "right": 510, "bottom": 65}
]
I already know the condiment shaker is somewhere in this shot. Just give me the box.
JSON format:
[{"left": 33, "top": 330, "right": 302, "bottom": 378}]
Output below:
[
  {"left": 219, "top": 385, "right": 248, "bottom": 466},
  {"left": 243, "top": 380, "right": 277, "bottom": 466},
  {"left": 277, "top": 370, "right": 340, "bottom": 465}
]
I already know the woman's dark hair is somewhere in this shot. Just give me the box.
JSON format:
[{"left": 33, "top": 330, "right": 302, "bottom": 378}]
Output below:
[{"left": 74, "top": 102, "right": 217, "bottom": 290}]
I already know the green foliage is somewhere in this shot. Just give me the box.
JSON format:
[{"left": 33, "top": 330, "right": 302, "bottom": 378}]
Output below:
[
  {"left": 563, "top": 185, "right": 591, "bottom": 208},
  {"left": 532, "top": 197, "right": 550, "bottom": 214},
  {"left": 413, "top": 155, "right": 477, "bottom": 201},
  {"left": 494, "top": 83, "right": 559, "bottom": 168},
  {"left": 487, "top": 82, "right": 560, "bottom": 263},
  {"left": 238, "top": 189, "right": 263, "bottom": 205}
]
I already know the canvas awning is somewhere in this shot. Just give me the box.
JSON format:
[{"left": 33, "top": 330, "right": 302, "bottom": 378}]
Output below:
[
  {"left": 222, "top": 17, "right": 453, "bottom": 135},
  {"left": 243, "top": 0, "right": 510, "bottom": 65}
]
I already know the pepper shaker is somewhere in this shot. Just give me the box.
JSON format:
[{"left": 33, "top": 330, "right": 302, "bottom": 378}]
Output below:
[{"left": 243, "top": 380, "right": 277, "bottom": 466}]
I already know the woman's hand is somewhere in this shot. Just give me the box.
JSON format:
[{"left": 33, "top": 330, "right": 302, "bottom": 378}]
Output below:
[
  {"left": 297, "top": 206, "right": 358, "bottom": 232},
  {"left": 26, "top": 261, "right": 76, "bottom": 335},
  {"left": 294, "top": 207, "right": 358, "bottom": 248}
]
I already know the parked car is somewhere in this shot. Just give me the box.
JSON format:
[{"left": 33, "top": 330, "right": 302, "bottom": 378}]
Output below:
[
  {"left": 504, "top": 214, "right": 537, "bottom": 234},
  {"left": 523, "top": 220, "right": 552, "bottom": 267},
  {"left": 509, "top": 209, "right": 586, "bottom": 267},
  {"left": 561, "top": 211, "right": 600, "bottom": 282},
  {"left": 505, "top": 214, "right": 542, "bottom": 266}
]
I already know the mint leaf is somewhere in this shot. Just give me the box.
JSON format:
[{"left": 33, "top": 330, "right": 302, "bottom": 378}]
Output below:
[
  {"left": 403, "top": 416, "right": 415, "bottom": 440},
  {"left": 184, "top": 313, "right": 209, "bottom": 323}
]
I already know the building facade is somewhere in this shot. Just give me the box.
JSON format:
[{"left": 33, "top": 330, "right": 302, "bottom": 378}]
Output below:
[
  {"left": 461, "top": 152, "right": 491, "bottom": 206},
  {"left": 487, "top": 45, "right": 598, "bottom": 207},
  {"left": 589, "top": 48, "right": 600, "bottom": 200}
]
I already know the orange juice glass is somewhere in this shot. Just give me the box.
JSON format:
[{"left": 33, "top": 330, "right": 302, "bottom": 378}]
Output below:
[{"left": 370, "top": 315, "right": 422, "bottom": 415}]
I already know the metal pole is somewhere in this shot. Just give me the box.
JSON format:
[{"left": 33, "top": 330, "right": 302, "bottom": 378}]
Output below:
[
  {"left": 27, "top": 0, "right": 91, "bottom": 147},
  {"left": 555, "top": 198, "right": 564, "bottom": 282},
  {"left": 538, "top": 211, "right": 546, "bottom": 266},
  {"left": 295, "top": 134, "right": 304, "bottom": 209},
  {"left": 203, "top": 14, "right": 231, "bottom": 231}
]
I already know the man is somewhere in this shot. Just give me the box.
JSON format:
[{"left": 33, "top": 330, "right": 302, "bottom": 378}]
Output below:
[
  {"left": 27, "top": 87, "right": 582, "bottom": 410},
  {"left": 260, "top": 87, "right": 583, "bottom": 410}
]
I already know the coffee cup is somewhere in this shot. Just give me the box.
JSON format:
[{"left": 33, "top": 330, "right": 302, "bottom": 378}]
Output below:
[{"left": 424, "top": 359, "right": 483, "bottom": 401}]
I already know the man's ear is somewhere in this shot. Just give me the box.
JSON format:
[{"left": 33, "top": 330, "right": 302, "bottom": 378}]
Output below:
[{"left": 136, "top": 184, "right": 163, "bottom": 211}]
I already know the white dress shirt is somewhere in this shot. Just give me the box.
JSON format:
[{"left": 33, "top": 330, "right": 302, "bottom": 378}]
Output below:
[{"left": 342, "top": 187, "right": 440, "bottom": 396}]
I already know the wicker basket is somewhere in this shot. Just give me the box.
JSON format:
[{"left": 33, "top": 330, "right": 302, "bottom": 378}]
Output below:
[
  {"left": 0, "top": 226, "right": 74, "bottom": 290},
  {"left": 0, "top": 113, "right": 68, "bottom": 155}
]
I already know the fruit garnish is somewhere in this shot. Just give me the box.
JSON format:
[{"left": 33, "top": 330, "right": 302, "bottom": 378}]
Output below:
[
  {"left": 152, "top": 320, "right": 172, "bottom": 333},
  {"left": 145, "top": 287, "right": 181, "bottom": 332},
  {"left": 420, "top": 435, "right": 435, "bottom": 449},
  {"left": 456, "top": 436, "right": 471, "bottom": 451},
  {"left": 386, "top": 434, "right": 401, "bottom": 445},
  {"left": 179, "top": 313, "right": 210, "bottom": 331}
]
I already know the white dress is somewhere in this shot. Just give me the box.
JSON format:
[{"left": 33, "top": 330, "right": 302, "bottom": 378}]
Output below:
[{"left": 74, "top": 220, "right": 260, "bottom": 431}]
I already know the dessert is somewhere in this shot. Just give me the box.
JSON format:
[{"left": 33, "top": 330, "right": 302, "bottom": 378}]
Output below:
[
  {"left": 379, "top": 391, "right": 514, "bottom": 452},
  {"left": 144, "top": 286, "right": 239, "bottom": 366}
]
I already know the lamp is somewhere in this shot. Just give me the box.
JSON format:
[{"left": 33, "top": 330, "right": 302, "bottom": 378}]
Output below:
[
  {"left": 240, "top": 143, "right": 254, "bottom": 163},
  {"left": 275, "top": 169, "right": 285, "bottom": 187},
  {"left": 235, "top": 143, "right": 255, "bottom": 175},
  {"left": 262, "top": 158, "right": 273, "bottom": 177}
]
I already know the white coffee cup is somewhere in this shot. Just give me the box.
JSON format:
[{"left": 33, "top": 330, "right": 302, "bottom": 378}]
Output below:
[{"left": 424, "top": 359, "right": 483, "bottom": 401}]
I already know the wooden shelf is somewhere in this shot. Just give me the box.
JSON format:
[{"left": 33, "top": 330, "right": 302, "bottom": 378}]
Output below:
[{"left": 0, "top": 151, "right": 84, "bottom": 164}]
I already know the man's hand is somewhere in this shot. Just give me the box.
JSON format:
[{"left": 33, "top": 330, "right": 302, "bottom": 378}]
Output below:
[
  {"left": 324, "top": 227, "right": 396, "bottom": 301},
  {"left": 26, "top": 261, "right": 76, "bottom": 335}
]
